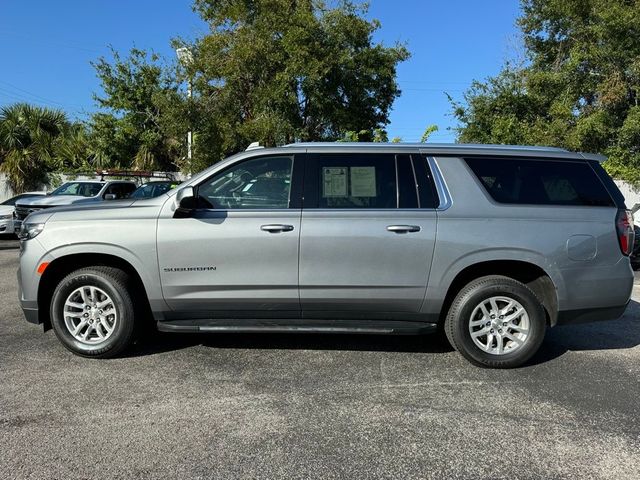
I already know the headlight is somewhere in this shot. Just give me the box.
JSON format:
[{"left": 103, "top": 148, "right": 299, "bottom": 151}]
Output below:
[
  {"left": 0, "top": 214, "right": 12, "bottom": 220},
  {"left": 18, "top": 222, "right": 45, "bottom": 241}
]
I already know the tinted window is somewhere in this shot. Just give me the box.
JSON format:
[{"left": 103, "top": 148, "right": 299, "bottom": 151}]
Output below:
[
  {"left": 397, "top": 154, "right": 419, "bottom": 208},
  {"left": 198, "top": 156, "right": 293, "bottom": 209},
  {"left": 130, "top": 182, "right": 178, "bottom": 199},
  {"left": 465, "top": 157, "right": 614, "bottom": 207},
  {"left": 411, "top": 155, "right": 440, "bottom": 209},
  {"left": 105, "top": 183, "right": 136, "bottom": 199},
  {"left": 306, "top": 153, "right": 421, "bottom": 209}
]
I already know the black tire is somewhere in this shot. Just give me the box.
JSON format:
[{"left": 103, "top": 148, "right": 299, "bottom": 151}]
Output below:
[
  {"left": 50, "top": 267, "right": 136, "bottom": 358},
  {"left": 444, "top": 275, "right": 546, "bottom": 368}
]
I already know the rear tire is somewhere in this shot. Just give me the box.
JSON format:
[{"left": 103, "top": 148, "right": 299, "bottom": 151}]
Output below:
[
  {"left": 445, "top": 275, "right": 546, "bottom": 368},
  {"left": 50, "top": 267, "right": 136, "bottom": 358}
]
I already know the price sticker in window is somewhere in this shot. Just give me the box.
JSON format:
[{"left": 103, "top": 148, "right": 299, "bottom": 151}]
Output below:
[
  {"left": 322, "top": 167, "right": 347, "bottom": 197},
  {"left": 350, "top": 166, "right": 376, "bottom": 197}
]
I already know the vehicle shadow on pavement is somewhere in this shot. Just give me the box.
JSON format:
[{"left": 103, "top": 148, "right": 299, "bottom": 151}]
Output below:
[
  {"left": 127, "top": 300, "right": 640, "bottom": 363},
  {"left": 128, "top": 328, "right": 455, "bottom": 357},
  {"left": 529, "top": 299, "right": 640, "bottom": 365}
]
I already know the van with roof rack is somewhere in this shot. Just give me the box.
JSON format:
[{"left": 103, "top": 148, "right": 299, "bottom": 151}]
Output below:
[{"left": 17, "top": 143, "right": 634, "bottom": 368}]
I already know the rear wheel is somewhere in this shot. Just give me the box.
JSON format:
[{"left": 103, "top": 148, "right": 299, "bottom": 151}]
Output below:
[
  {"left": 445, "top": 275, "right": 546, "bottom": 368},
  {"left": 50, "top": 267, "right": 136, "bottom": 358}
]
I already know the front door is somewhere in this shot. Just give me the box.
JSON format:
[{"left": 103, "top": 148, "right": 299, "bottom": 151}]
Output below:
[
  {"left": 299, "top": 151, "right": 438, "bottom": 319},
  {"left": 157, "top": 154, "right": 302, "bottom": 319}
]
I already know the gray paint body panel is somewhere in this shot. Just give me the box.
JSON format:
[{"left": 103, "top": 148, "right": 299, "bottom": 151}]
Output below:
[
  {"left": 17, "top": 143, "right": 633, "bottom": 329},
  {"left": 299, "top": 209, "right": 437, "bottom": 315}
]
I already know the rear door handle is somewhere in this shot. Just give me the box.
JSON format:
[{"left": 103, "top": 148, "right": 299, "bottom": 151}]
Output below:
[
  {"left": 386, "top": 225, "right": 421, "bottom": 233},
  {"left": 261, "top": 224, "right": 294, "bottom": 233}
]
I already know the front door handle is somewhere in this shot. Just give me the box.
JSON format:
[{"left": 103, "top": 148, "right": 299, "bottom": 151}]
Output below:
[
  {"left": 386, "top": 225, "right": 421, "bottom": 233},
  {"left": 261, "top": 224, "right": 294, "bottom": 233}
]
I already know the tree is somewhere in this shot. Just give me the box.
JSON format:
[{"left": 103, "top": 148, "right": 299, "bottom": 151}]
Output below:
[
  {"left": 339, "top": 124, "right": 439, "bottom": 143},
  {"left": 179, "top": 0, "right": 409, "bottom": 162},
  {"left": 452, "top": 0, "right": 640, "bottom": 183},
  {"left": 90, "top": 48, "right": 186, "bottom": 171},
  {"left": 420, "top": 124, "right": 439, "bottom": 142},
  {"left": 0, "top": 103, "right": 77, "bottom": 191}
]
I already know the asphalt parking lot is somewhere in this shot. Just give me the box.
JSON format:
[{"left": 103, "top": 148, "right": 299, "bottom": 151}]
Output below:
[{"left": 1, "top": 237, "right": 639, "bottom": 480}]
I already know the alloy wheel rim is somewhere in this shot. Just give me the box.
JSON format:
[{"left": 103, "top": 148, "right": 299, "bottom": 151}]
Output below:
[
  {"left": 468, "top": 296, "right": 530, "bottom": 355},
  {"left": 63, "top": 286, "right": 118, "bottom": 344}
]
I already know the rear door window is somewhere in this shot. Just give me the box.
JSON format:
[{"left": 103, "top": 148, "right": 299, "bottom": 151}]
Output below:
[
  {"left": 105, "top": 183, "right": 136, "bottom": 199},
  {"left": 465, "top": 157, "right": 614, "bottom": 207},
  {"left": 304, "top": 153, "right": 422, "bottom": 209}
]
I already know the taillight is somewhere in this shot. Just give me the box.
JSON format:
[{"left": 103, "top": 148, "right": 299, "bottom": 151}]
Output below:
[{"left": 616, "top": 209, "right": 634, "bottom": 256}]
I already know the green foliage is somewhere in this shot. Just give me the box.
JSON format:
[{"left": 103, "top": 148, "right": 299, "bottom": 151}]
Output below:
[
  {"left": 0, "top": 103, "right": 87, "bottom": 191},
  {"left": 452, "top": 0, "right": 640, "bottom": 183},
  {"left": 340, "top": 124, "right": 439, "bottom": 143},
  {"left": 90, "top": 48, "right": 185, "bottom": 171},
  {"left": 421, "top": 124, "right": 439, "bottom": 142},
  {"left": 338, "top": 128, "right": 389, "bottom": 142},
  {"left": 2, "top": 1, "right": 410, "bottom": 185},
  {"left": 182, "top": 0, "right": 409, "bottom": 163}
]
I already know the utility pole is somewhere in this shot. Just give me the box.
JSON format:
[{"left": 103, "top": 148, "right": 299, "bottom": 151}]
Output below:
[{"left": 176, "top": 47, "right": 194, "bottom": 166}]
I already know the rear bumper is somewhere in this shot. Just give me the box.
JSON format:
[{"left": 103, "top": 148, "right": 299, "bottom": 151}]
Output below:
[{"left": 556, "top": 302, "right": 629, "bottom": 325}]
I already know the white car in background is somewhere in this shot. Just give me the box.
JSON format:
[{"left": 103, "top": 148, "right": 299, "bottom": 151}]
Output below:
[
  {"left": 0, "top": 192, "right": 46, "bottom": 235},
  {"left": 14, "top": 180, "right": 137, "bottom": 233}
]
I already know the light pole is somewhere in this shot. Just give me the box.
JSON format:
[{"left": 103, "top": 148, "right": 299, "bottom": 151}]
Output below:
[{"left": 176, "top": 47, "right": 194, "bottom": 165}]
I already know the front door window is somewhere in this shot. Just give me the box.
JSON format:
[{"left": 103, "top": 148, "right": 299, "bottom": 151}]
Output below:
[{"left": 198, "top": 156, "right": 293, "bottom": 209}]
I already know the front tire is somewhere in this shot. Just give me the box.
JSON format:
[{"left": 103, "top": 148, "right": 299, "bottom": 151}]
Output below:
[
  {"left": 50, "top": 267, "right": 136, "bottom": 358},
  {"left": 445, "top": 275, "right": 546, "bottom": 368}
]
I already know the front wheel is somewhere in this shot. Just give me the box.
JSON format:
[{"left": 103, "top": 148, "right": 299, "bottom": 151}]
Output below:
[
  {"left": 50, "top": 267, "right": 136, "bottom": 358},
  {"left": 445, "top": 275, "right": 547, "bottom": 368}
]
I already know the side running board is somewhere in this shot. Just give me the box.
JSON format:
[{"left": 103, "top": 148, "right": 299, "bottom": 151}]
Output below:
[{"left": 157, "top": 318, "right": 438, "bottom": 335}]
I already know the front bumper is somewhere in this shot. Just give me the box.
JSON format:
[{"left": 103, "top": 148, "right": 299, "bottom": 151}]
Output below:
[
  {"left": 17, "top": 237, "right": 51, "bottom": 325},
  {"left": 21, "top": 306, "right": 40, "bottom": 324},
  {"left": 17, "top": 265, "right": 41, "bottom": 324},
  {"left": 0, "top": 218, "right": 13, "bottom": 233}
]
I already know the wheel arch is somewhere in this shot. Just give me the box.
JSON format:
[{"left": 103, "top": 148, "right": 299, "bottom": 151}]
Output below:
[
  {"left": 38, "top": 253, "right": 152, "bottom": 330},
  {"left": 440, "top": 260, "right": 559, "bottom": 327}
]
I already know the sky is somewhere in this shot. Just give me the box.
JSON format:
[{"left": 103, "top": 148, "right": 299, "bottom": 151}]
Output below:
[{"left": 0, "top": 0, "right": 521, "bottom": 143}]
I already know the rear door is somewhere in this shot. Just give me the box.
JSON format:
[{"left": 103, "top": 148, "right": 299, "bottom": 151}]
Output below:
[{"left": 299, "top": 151, "right": 438, "bottom": 319}]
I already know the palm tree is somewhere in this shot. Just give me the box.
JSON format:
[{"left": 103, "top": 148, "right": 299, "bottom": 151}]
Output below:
[
  {"left": 54, "top": 122, "right": 101, "bottom": 170},
  {"left": 0, "top": 103, "right": 70, "bottom": 191}
]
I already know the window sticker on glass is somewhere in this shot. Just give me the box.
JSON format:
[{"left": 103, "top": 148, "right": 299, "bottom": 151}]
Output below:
[
  {"left": 350, "top": 166, "right": 376, "bottom": 197},
  {"left": 323, "top": 167, "right": 348, "bottom": 197}
]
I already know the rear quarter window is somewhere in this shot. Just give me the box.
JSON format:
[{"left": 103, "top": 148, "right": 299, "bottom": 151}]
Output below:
[{"left": 465, "top": 157, "right": 614, "bottom": 207}]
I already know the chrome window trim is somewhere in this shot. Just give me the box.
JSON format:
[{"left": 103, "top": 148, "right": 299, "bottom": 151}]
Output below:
[{"left": 427, "top": 156, "right": 452, "bottom": 211}]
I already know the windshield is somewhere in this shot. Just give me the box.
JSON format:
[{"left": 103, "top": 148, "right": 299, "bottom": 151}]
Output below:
[
  {"left": 50, "top": 182, "right": 104, "bottom": 197},
  {"left": 130, "top": 182, "right": 177, "bottom": 199}
]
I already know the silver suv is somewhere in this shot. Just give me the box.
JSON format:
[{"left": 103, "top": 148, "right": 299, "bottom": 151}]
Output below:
[{"left": 17, "top": 143, "right": 634, "bottom": 368}]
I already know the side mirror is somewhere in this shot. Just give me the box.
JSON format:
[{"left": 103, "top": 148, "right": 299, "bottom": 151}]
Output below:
[
  {"left": 104, "top": 194, "right": 117, "bottom": 200},
  {"left": 174, "top": 186, "right": 196, "bottom": 217}
]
